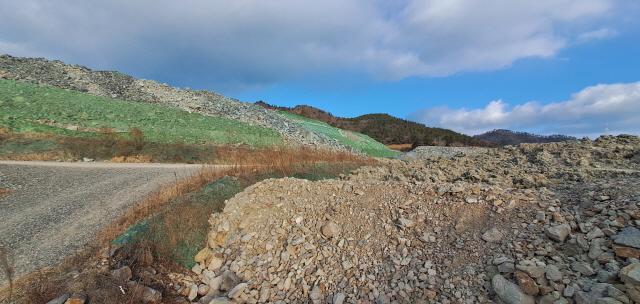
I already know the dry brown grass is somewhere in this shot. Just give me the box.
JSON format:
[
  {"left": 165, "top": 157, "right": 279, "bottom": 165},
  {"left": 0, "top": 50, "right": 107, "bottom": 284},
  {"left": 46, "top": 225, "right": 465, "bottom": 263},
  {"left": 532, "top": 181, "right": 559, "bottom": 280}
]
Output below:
[
  {"left": 0, "top": 189, "right": 14, "bottom": 198},
  {"left": 386, "top": 143, "right": 413, "bottom": 151},
  {"left": 0, "top": 246, "right": 13, "bottom": 301},
  {"left": 110, "top": 155, "right": 153, "bottom": 163},
  {"left": 0, "top": 129, "right": 372, "bottom": 166},
  {"left": 0, "top": 151, "right": 69, "bottom": 161}
]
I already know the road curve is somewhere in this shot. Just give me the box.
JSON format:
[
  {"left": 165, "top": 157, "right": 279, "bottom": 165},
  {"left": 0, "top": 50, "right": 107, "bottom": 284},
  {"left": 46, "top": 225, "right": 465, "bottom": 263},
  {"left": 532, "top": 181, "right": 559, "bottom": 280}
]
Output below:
[{"left": 0, "top": 161, "right": 228, "bottom": 283}]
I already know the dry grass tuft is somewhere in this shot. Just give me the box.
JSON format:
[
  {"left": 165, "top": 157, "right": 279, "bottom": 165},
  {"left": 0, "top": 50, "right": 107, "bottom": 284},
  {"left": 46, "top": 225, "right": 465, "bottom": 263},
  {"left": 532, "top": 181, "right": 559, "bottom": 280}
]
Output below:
[
  {"left": 110, "top": 155, "right": 153, "bottom": 163},
  {"left": 1, "top": 151, "right": 69, "bottom": 161},
  {"left": 0, "top": 246, "right": 13, "bottom": 302},
  {"left": 386, "top": 143, "right": 413, "bottom": 151},
  {"left": 0, "top": 189, "right": 14, "bottom": 198}
]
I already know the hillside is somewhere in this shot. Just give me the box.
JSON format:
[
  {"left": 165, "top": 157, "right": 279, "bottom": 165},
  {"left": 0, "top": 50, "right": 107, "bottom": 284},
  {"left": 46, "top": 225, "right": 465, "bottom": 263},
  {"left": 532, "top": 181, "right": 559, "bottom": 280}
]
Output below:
[
  {"left": 277, "top": 111, "right": 399, "bottom": 158},
  {"left": 0, "top": 79, "right": 284, "bottom": 146},
  {"left": 256, "top": 101, "right": 492, "bottom": 148},
  {"left": 0, "top": 55, "right": 396, "bottom": 157},
  {"left": 475, "top": 129, "right": 577, "bottom": 146}
]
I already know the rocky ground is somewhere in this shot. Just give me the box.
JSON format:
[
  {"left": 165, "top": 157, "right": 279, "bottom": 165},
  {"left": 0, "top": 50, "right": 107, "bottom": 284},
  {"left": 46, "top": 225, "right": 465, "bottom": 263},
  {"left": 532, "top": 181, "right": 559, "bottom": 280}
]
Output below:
[
  {"left": 0, "top": 55, "right": 350, "bottom": 152},
  {"left": 170, "top": 135, "right": 640, "bottom": 303},
  {"left": 401, "top": 146, "right": 490, "bottom": 161}
]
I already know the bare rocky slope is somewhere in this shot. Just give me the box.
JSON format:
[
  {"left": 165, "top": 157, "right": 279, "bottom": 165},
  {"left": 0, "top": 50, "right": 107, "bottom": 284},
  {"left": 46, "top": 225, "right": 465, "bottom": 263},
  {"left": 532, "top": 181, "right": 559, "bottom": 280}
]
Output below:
[
  {"left": 0, "top": 55, "right": 351, "bottom": 152},
  {"left": 172, "top": 135, "right": 640, "bottom": 303}
]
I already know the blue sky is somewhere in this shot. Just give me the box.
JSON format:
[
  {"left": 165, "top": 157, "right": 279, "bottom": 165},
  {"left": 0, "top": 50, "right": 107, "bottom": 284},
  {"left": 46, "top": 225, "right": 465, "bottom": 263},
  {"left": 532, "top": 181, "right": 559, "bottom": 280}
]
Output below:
[
  {"left": 234, "top": 26, "right": 640, "bottom": 119},
  {"left": 1, "top": 0, "right": 639, "bottom": 136}
]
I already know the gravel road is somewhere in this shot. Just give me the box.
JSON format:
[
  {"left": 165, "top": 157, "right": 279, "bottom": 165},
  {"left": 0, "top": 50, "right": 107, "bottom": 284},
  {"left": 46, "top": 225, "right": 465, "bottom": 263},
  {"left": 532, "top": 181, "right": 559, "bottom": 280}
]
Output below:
[{"left": 0, "top": 161, "right": 223, "bottom": 283}]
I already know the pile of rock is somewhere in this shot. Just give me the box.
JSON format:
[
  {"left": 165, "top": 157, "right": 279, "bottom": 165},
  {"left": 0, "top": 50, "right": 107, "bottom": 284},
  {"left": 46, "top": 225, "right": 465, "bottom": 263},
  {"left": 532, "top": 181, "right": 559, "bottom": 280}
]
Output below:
[
  {"left": 0, "top": 55, "right": 352, "bottom": 152},
  {"left": 178, "top": 136, "right": 639, "bottom": 303},
  {"left": 401, "top": 146, "right": 490, "bottom": 161}
]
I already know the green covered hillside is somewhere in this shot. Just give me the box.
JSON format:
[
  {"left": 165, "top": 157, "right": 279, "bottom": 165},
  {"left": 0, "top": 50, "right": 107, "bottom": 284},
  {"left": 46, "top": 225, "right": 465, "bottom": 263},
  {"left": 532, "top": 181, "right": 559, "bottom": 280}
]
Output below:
[
  {"left": 278, "top": 111, "right": 399, "bottom": 157},
  {"left": 0, "top": 79, "right": 283, "bottom": 147}
]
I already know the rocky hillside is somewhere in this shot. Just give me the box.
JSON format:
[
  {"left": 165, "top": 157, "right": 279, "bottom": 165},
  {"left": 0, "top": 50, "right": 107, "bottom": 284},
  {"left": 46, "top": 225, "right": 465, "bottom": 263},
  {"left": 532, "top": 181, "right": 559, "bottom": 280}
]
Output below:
[
  {"left": 0, "top": 55, "right": 358, "bottom": 152},
  {"left": 256, "top": 101, "right": 492, "bottom": 148},
  {"left": 475, "top": 129, "right": 577, "bottom": 146},
  {"left": 173, "top": 135, "right": 640, "bottom": 303}
]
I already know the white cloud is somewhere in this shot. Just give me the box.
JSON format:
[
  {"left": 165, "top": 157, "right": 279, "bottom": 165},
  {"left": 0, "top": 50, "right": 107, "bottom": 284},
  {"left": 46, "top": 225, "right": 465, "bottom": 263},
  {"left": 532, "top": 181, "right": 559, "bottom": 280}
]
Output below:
[
  {"left": 0, "top": 0, "right": 627, "bottom": 88},
  {"left": 576, "top": 28, "right": 619, "bottom": 42},
  {"left": 409, "top": 82, "right": 640, "bottom": 137}
]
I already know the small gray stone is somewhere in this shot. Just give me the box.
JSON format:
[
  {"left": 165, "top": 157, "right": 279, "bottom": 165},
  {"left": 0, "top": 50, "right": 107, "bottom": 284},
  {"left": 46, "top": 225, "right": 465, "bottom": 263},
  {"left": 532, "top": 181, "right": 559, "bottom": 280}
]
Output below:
[
  {"left": 397, "top": 217, "right": 414, "bottom": 229},
  {"left": 188, "top": 283, "right": 199, "bottom": 301},
  {"left": 546, "top": 224, "right": 571, "bottom": 242},
  {"left": 111, "top": 266, "right": 132, "bottom": 282},
  {"left": 228, "top": 283, "right": 247, "bottom": 299},
  {"left": 613, "top": 227, "right": 640, "bottom": 249},
  {"left": 482, "top": 227, "right": 504, "bottom": 243},
  {"left": 587, "top": 227, "right": 604, "bottom": 240},
  {"left": 321, "top": 221, "right": 340, "bottom": 238},
  {"left": 207, "top": 297, "right": 232, "bottom": 304},
  {"left": 571, "top": 261, "right": 595, "bottom": 276},
  {"left": 492, "top": 274, "right": 535, "bottom": 304},
  {"left": 375, "top": 294, "right": 390, "bottom": 304},
  {"left": 545, "top": 265, "right": 562, "bottom": 281},
  {"left": 140, "top": 286, "right": 162, "bottom": 303},
  {"left": 219, "top": 271, "right": 240, "bottom": 291},
  {"left": 498, "top": 262, "right": 516, "bottom": 274},
  {"left": 563, "top": 286, "right": 575, "bottom": 298},
  {"left": 310, "top": 285, "right": 323, "bottom": 304},
  {"left": 333, "top": 292, "right": 346, "bottom": 304},
  {"left": 606, "top": 285, "right": 630, "bottom": 304},
  {"left": 619, "top": 263, "right": 640, "bottom": 286}
]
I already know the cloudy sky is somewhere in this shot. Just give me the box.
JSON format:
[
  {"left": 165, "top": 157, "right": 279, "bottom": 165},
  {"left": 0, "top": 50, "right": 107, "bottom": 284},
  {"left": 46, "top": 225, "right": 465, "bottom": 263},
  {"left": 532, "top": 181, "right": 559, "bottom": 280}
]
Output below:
[{"left": 1, "top": 0, "right": 639, "bottom": 137}]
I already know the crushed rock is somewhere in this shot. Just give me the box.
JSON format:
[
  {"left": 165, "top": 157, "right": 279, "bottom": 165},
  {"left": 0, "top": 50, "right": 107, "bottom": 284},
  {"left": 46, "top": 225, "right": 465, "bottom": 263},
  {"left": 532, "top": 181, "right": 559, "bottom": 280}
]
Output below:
[{"left": 176, "top": 135, "right": 640, "bottom": 303}]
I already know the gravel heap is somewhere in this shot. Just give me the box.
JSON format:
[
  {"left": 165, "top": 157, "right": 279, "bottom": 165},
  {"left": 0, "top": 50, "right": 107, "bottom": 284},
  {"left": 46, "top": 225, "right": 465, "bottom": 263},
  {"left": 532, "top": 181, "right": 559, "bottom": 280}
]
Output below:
[
  {"left": 401, "top": 146, "right": 491, "bottom": 161},
  {"left": 173, "top": 135, "right": 640, "bottom": 304},
  {"left": 0, "top": 55, "right": 351, "bottom": 152}
]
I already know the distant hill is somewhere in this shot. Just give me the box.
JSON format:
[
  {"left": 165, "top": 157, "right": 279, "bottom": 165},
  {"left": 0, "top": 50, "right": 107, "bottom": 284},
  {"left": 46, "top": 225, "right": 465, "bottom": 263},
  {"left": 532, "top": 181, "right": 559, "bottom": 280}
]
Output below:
[
  {"left": 256, "top": 101, "right": 493, "bottom": 149},
  {"left": 474, "top": 129, "right": 576, "bottom": 146}
]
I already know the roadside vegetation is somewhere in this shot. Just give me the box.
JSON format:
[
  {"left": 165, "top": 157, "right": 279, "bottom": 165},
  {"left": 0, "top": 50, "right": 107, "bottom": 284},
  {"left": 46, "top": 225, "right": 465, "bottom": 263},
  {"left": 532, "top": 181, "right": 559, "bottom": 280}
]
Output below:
[
  {"left": 0, "top": 148, "right": 374, "bottom": 303},
  {"left": 0, "top": 127, "right": 369, "bottom": 165}
]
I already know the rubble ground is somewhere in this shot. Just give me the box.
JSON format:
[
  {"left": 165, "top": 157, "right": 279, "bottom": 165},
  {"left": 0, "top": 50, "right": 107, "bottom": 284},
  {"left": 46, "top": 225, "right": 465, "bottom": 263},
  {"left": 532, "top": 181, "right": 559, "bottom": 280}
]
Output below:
[{"left": 180, "top": 135, "right": 640, "bottom": 303}]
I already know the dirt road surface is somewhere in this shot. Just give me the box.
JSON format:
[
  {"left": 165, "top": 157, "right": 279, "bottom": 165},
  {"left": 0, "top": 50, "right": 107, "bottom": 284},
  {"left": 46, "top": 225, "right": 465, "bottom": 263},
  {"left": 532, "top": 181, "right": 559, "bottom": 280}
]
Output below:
[{"left": 0, "top": 161, "right": 222, "bottom": 283}]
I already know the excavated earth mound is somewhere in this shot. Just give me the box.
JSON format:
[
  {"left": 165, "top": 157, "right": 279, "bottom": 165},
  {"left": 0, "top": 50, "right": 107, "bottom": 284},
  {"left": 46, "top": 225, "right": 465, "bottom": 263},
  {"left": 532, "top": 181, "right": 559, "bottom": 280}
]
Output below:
[
  {"left": 176, "top": 136, "right": 640, "bottom": 303},
  {"left": 176, "top": 135, "right": 640, "bottom": 304}
]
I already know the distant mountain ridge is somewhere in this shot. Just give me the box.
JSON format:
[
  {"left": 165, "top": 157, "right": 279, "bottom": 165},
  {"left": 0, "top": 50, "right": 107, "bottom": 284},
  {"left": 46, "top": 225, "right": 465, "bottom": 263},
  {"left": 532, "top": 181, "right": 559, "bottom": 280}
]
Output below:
[
  {"left": 474, "top": 129, "right": 576, "bottom": 146},
  {"left": 255, "top": 101, "right": 493, "bottom": 148}
]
